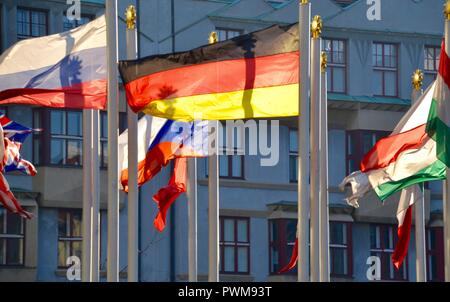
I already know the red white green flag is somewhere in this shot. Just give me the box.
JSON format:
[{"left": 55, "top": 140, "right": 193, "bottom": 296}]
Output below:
[
  {"left": 340, "top": 40, "right": 449, "bottom": 269},
  {"left": 341, "top": 41, "right": 449, "bottom": 206}
]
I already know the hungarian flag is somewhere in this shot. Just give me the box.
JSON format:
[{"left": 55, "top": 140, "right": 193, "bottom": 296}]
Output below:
[
  {"left": 119, "top": 23, "right": 299, "bottom": 121},
  {"left": 340, "top": 41, "right": 449, "bottom": 206},
  {"left": 340, "top": 40, "right": 450, "bottom": 268},
  {"left": 0, "top": 16, "right": 106, "bottom": 109}
]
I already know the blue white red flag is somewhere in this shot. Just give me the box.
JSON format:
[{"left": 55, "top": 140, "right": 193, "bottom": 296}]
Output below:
[{"left": 119, "top": 116, "right": 208, "bottom": 232}]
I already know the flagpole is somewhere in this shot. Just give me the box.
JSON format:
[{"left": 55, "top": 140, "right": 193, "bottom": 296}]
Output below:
[
  {"left": 298, "top": 0, "right": 311, "bottom": 283},
  {"left": 411, "top": 70, "right": 426, "bottom": 282},
  {"left": 91, "top": 110, "right": 100, "bottom": 282},
  {"left": 444, "top": 1, "right": 450, "bottom": 282},
  {"left": 310, "top": 15, "right": 322, "bottom": 283},
  {"left": 106, "top": 0, "right": 120, "bottom": 282},
  {"left": 125, "top": 5, "right": 139, "bottom": 283},
  {"left": 208, "top": 32, "right": 220, "bottom": 283},
  {"left": 187, "top": 157, "right": 198, "bottom": 282},
  {"left": 82, "top": 109, "right": 93, "bottom": 282},
  {"left": 319, "top": 51, "right": 329, "bottom": 282}
]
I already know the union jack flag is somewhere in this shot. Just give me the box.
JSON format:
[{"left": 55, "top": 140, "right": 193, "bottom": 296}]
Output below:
[
  {"left": 0, "top": 113, "right": 38, "bottom": 218},
  {"left": 0, "top": 113, "right": 38, "bottom": 175}
]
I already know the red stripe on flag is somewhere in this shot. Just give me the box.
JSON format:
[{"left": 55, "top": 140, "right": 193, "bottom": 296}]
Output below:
[
  {"left": 124, "top": 52, "right": 299, "bottom": 113},
  {"left": 152, "top": 158, "right": 187, "bottom": 232},
  {"left": 392, "top": 205, "right": 412, "bottom": 270},
  {"left": 0, "top": 79, "right": 107, "bottom": 110},
  {"left": 121, "top": 142, "right": 181, "bottom": 192},
  {"left": 439, "top": 39, "right": 450, "bottom": 90},
  {"left": 360, "top": 124, "right": 427, "bottom": 172}
]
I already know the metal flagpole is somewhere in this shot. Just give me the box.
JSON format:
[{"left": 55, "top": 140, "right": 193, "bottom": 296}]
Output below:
[
  {"left": 82, "top": 110, "right": 93, "bottom": 282},
  {"left": 444, "top": 0, "right": 450, "bottom": 282},
  {"left": 309, "top": 15, "right": 322, "bottom": 283},
  {"left": 106, "top": 0, "right": 120, "bottom": 282},
  {"left": 91, "top": 110, "right": 100, "bottom": 282},
  {"left": 125, "top": 5, "right": 139, "bottom": 282},
  {"left": 298, "top": 0, "right": 311, "bottom": 283},
  {"left": 187, "top": 156, "right": 198, "bottom": 282},
  {"left": 319, "top": 51, "right": 329, "bottom": 282},
  {"left": 411, "top": 70, "right": 426, "bottom": 282},
  {"left": 208, "top": 31, "right": 219, "bottom": 283}
]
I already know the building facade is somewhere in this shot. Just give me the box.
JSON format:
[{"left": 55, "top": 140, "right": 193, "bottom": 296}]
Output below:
[{"left": 0, "top": 0, "right": 447, "bottom": 282}]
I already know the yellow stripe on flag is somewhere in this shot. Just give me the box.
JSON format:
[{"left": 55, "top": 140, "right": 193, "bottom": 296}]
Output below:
[{"left": 141, "top": 84, "right": 299, "bottom": 121}]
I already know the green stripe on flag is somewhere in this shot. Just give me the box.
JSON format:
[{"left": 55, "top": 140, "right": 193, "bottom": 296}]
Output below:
[
  {"left": 426, "top": 99, "right": 450, "bottom": 167},
  {"left": 374, "top": 160, "right": 446, "bottom": 201}
]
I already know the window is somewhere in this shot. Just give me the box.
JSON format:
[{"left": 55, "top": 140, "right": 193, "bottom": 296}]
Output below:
[
  {"left": 63, "top": 14, "right": 92, "bottom": 31},
  {"left": 33, "top": 109, "right": 127, "bottom": 168},
  {"left": 346, "top": 130, "right": 389, "bottom": 174},
  {"left": 17, "top": 8, "right": 47, "bottom": 40},
  {"left": 216, "top": 28, "right": 243, "bottom": 42},
  {"left": 372, "top": 42, "right": 398, "bottom": 97},
  {"left": 370, "top": 224, "right": 408, "bottom": 281},
  {"left": 323, "top": 39, "right": 347, "bottom": 93},
  {"left": 269, "top": 219, "right": 297, "bottom": 274},
  {"left": 50, "top": 110, "right": 83, "bottom": 166},
  {"left": 424, "top": 46, "right": 441, "bottom": 88},
  {"left": 0, "top": 207, "right": 25, "bottom": 266},
  {"left": 330, "top": 222, "right": 352, "bottom": 277},
  {"left": 289, "top": 129, "right": 298, "bottom": 182},
  {"left": 206, "top": 125, "right": 244, "bottom": 179},
  {"left": 220, "top": 217, "right": 250, "bottom": 274},
  {"left": 426, "top": 227, "right": 444, "bottom": 282},
  {"left": 58, "top": 210, "right": 82, "bottom": 268}
]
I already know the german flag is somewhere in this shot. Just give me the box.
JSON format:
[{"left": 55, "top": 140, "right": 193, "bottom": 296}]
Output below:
[{"left": 119, "top": 23, "right": 299, "bottom": 121}]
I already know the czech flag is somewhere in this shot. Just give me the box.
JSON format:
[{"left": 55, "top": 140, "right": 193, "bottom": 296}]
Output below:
[{"left": 0, "top": 16, "right": 106, "bottom": 110}]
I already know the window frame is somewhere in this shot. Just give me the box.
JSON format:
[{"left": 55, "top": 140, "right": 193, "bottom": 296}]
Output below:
[
  {"left": 215, "top": 27, "right": 243, "bottom": 41},
  {"left": 57, "top": 209, "right": 82, "bottom": 269},
  {"left": 369, "top": 223, "right": 409, "bottom": 281},
  {"left": 372, "top": 42, "right": 399, "bottom": 97},
  {"left": 219, "top": 216, "right": 250, "bottom": 275},
  {"left": 33, "top": 109, "right": 127, "bottom": 168},
  {"left": 62, "top": 13, "right": 94, "bottom": 31},
  {"left": 426, "top": 227, "right": 445, "bottom": 282},
  {"left": 0, "top": 207, "right": 26, "bottom": 267},
  {"left": 322, "top": 38, "right": 348, "bottom": 94},
  {"left": 329, "top": 221, "right": 353, "bottom": 278},
  {"left": 289, "top": 128, "right": 298, "bottom": 183},
  {"left": 17, "top": 7, "right": 49, "bottom": 40},
  {"left": 268, "top": 218, "right": 297, "bottom": 275},
  {"left": 345, "top": 130, "right": 390, "bottom": 175},
  {"left": 423, "top": 45, "right": 440, "bottom": 87}
]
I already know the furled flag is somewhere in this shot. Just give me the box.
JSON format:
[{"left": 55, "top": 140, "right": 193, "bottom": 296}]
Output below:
[
  {"left": 119, "top": 116, "right": 208, "bottom": 231},
  {"left": 0, "top": 124, "right": 33, "bottom": 219},
  {"left": 340, "top": 41, "right": 450, "bottom": 268},
  {"left": 118, "top": 23, "right": 299, "bottom": 121},
  {"left": 0, "top": 16, "right": 106, "bottom": 109}
]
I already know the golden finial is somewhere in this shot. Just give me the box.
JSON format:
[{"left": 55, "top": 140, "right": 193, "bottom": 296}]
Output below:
[
  {"left": 125, "top": 5, "right": 137, "bottom": 30},
  {"left": 300, "top": 0, "right": 309, "bottom": 4},
  {"left": 209, "top": 32, "right": 218, "bottom": 44},
  {"left": 445, "top": 1, "right": 450, "bottom": 20},
  {"left": 321, "top": 51, "right": 328, "bottom": 73},
  {"left": 311, "top": 15, "right": 323, "bottom": 39},
  {"left": 412, "top": 69, "right": 424, "bottom": 91}
]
